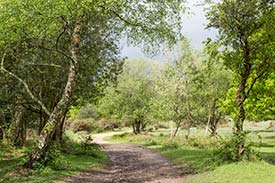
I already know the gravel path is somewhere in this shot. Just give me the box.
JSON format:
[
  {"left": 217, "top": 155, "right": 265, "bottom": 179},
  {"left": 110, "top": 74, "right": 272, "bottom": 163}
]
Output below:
[{"left": 58, "top": 132, "right": 185, "bottom": 183}]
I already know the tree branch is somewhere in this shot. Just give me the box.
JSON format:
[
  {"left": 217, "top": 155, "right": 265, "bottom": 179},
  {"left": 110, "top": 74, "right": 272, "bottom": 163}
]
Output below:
[
  {"left": 1, "top": 51, "right": 51, "bottom": 116},
  {"left": 25, "top": 63, "right": 62, "bottom": 68},
  {"left": 56, "top": 16, "right": 69, "bottom": 50},
  {"left": 245, "top": 66, "right": 268, "bottom": 100},
  {"left": 28, "top": 42, "right": 75, "bottom": 64}
]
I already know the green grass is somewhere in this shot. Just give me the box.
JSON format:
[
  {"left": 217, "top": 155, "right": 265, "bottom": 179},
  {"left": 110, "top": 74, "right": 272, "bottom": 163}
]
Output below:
[
  {"left": 187, "top": 161, "right": 275, "bottom": 183},
  {"left": 107, "top": 121, "right": 275, "bottom": 183},
  {"left": 0, "top": 132, "right": 107, "bottom": 183}
]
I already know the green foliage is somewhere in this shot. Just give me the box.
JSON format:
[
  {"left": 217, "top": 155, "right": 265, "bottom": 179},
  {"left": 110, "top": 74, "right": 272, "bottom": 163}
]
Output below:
[
  {"left": 221, "top": 71, "right": 275, "bottom": 121},
  {"left": 212, "top": 133, "right": 258, "bottom": 163},
  {"left": 97, "top": 59, "right": 160, "bottom": 128},
  {"left": 206, "top": 0, "right": 275, "bottom": 123},
  {"left": 162, "top": 142, "right": 180, "bottom": 149},
  {"left": 97, "top": 118, "right": 123, "bottom": 131},
  {"left": 0, "top": 0, "right": 184, "bottom": 162},
  {"left": 67, "top": 119, "right": 97, "bottom": 133},
  {"left": 0, "top": 131, "right": 107, "bottom": 183},
  {"left": 151, "top": 40, "right": 231, "bottom": 133},
  {"left": 246, "top": 72, "right": 275, "bottom": 121},
  {"left": 77, "top": 104, "right": 98, "bottom": 120},
  {"left": 33, "top": 144, "right": 64, "bottom": 170}
]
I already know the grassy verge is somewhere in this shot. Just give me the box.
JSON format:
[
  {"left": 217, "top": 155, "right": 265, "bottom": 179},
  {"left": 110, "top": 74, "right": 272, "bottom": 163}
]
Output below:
[
  {"left": 106, "top": 123, "right": 275, "bottom": 183},
  {"left": 0, "top": 132, "right": 107, "bottom": 183}
]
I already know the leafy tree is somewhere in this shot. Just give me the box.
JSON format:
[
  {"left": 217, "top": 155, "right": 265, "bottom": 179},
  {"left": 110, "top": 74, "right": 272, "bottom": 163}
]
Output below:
[
  {"left": 202, "top": 61, "right": 232, "bottom": 136},
  {"left": 98, "top": 59, "right": 160, "bottom": 134},
  {"left": 151, "top": 41, "right": 205, "bottom": 139},
  {"left": 0, "top": 0, "right": 185, "bottom": 168},
  {"left": 206, "top": 0, "right": 275, "bottom": 159},
  {"left": 151, "top": 40, "right": 232, "bottom": 139},
  {"left": 246, "top": 72, "right": 275, "bottom": 121}
]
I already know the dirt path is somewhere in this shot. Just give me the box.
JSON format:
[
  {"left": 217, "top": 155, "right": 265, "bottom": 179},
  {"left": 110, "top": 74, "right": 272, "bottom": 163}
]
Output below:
[{"left": 58, "top": 132, "right": 185, "bottom": 183}]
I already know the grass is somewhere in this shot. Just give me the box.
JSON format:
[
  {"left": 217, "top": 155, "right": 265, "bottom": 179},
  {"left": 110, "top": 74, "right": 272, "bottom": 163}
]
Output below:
[
  {"left": 0, "top": 131, "right": 107, "bottom": 183},
  {"left": 107, "top": 121, "right": 275, "bottom": 183},
  {"left": 188, "top": 161, "right": 275, "bottom": 183}
]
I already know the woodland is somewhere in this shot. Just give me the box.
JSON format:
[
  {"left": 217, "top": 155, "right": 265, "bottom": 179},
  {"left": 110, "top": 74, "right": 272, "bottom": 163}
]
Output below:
[{"left": 1, "top": 0, "right": 275, "bottom": 183}]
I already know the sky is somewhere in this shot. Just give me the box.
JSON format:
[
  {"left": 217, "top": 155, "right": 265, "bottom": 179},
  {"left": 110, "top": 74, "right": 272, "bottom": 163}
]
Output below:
[{"left": 121, "top": 0, "right": 218, "bottom": 61}]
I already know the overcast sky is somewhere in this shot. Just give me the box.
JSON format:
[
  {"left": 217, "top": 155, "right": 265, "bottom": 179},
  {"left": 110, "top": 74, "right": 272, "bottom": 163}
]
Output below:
[{"left": 121, "top": 0, "right": 218, "bottom": 60}]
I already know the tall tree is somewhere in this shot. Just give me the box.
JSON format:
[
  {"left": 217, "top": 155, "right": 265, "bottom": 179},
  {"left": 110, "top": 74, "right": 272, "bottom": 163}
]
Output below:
[{"left": 207, "top": 0, "right": 275, "bottom": 158}]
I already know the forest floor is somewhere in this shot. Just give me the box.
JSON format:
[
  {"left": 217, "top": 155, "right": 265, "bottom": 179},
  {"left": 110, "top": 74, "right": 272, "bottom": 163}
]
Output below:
[{"left": 58, "top": 131, "right": 186, "bottom": 183}]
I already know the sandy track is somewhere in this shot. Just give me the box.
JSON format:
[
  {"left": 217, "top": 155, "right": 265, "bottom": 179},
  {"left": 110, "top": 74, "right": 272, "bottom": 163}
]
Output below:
[{"left": 57, "top": 132, "right": 185, "bottom": 183}]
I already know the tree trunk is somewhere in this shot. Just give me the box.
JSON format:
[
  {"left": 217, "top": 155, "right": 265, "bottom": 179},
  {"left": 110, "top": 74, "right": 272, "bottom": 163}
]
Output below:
[
  {"left": 207, "top": 100, "right": 221, "bottom": 137},
  {"left": 23, "top": 18, "right": 82, "bottom": 169},
  {"left": 170, "top": 122, "right": 181, "bottom": 141},
  {"left": 234, "top": 39, "right": 251, "bottom": 159},
  {"left": 185, "top": 125, "right": 191, "bottom": 140},
  {"left": 1, "top": 127, "right": 6, "bottom": 141},
  {"left": 132, "top": 119, "right": 142, "bottom": 134},
  {"left": 11, "top": 105, "right": 27, "bottom": 147},
  {"left": 132, "top": 123, "right": 137, "bottom": 134},
  {"left": 53, "top": 112, "right": 67, "bottom": 144},
  {"left": 135, "top": 120, "right": 141, "bottom": 134},
  {"left": 141, "top": 122, "right": 147, "bottom": 131},
  {"left": 39, "top": 108, "right": 49, "bottom": 134}
]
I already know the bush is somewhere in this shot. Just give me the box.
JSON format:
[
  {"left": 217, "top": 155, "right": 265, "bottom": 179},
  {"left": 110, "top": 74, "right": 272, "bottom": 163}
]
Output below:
[
  {"left": 33, "top": 143, "right": 71, "bottom": 170},
  {"left": 0, "top": 140, "right": 16, "bottom": 158},
  {"left": 67, "top": 119, "right": 97, "bottom": 133},
  {"left": 62, "top": 131, "right": 103, "bottom": 157},
  {"left": 187, "top": 136, "right": 218, "bottom": 149},
  {"left": 67, "top": 118, "right": 128, "bottom": 133},
  {"left": 77, "top": 104, "right": 98, "bottom": 120},
  {"left": 112, "top": 132, "right": 130, "bottom": 139},
  {"left": 212, "top": 132, "right": 258, "bottom": 163},
  {"left": 144, "top": 140, "right": 158, "bottom": 146},
  {"left": 162, "top": 141, "right": 180, "bottom": 149},
  {"left": 97, "top": 118, "right": 121, "bottom": 131}
]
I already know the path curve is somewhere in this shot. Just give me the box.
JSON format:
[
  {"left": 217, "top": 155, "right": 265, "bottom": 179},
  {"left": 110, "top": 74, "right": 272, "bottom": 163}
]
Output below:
[{"left": 58, "top": 132, "right": 185, "bottom": 183}]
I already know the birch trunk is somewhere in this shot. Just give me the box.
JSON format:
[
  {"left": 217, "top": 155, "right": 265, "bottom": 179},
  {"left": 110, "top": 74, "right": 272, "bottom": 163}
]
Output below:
[{"left": 24, "top": 19, "right": 82, "bottom": 169}]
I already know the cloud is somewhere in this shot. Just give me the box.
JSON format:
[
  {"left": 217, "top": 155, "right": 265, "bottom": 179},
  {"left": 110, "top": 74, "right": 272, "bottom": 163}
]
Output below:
[{"left": 121, "top": 0, "right": 217, "bottom": 60}]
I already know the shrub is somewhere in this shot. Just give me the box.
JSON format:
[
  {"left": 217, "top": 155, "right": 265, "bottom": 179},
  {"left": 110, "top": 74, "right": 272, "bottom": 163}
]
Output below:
[
  {"left": 162, "top": 141, "right": 180, "bottom": 149},
  {"left": 97, "top": 118, "right": 120, "bottom": 131},
  {"left": 67, "top": 119, "right": 97, "bottom": 133},
  {"left": 0, "top": 140, "right": 16, "bottom": 158},
  {"left": 33, "top": 143, "right": 70, "bottom": 170},
  {"left": 77, "top": 104, "right": 98, "bottom": 120},
  {"left": 212, "top": 132, "right": 258, "bottom": 163},
  {"left": 187, "top": 136, "right": 219, "bottom": 149},
  {"left": 144, "top": 140, "right": 158, "bottom": 146}
]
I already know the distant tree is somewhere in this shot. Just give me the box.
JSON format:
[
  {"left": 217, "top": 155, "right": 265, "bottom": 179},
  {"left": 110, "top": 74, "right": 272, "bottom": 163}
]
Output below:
[
  {"left": 151, "top": 41, "right": 205, "bottom": 139},
  {"left": 202, "top": 60, "right": 232, "bottom": 136},
  {"left": 98, "top": 59, "right": 161, "bottom": 134}
]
